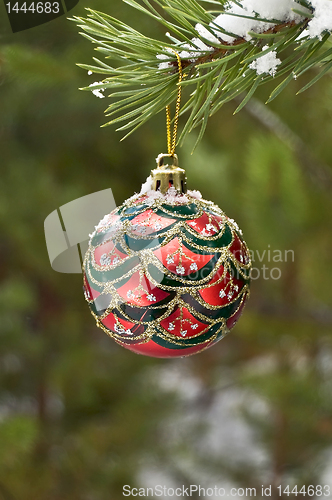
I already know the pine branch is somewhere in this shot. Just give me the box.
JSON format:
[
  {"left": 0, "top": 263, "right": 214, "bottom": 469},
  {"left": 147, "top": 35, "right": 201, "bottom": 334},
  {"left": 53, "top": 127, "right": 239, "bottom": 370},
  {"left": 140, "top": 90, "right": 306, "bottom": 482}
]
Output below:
[{"left": 71, "top": 0, "right": 332, "bottom": 145}]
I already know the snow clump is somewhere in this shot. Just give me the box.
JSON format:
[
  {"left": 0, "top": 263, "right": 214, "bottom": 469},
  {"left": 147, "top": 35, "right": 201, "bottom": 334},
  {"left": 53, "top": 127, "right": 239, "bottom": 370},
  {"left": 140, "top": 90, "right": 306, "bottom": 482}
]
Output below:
[
  {"left": 307, "top": 0, "right": 332, "bottom": 39},
  {"left": 249, "top": 45, "right": 282, "bottom": 76},
  {"left": 89, "top": 81, "right": 105, "bottom": 99},
  {"left": 140, "top": 175, "right": 153, "bottom": 194}
]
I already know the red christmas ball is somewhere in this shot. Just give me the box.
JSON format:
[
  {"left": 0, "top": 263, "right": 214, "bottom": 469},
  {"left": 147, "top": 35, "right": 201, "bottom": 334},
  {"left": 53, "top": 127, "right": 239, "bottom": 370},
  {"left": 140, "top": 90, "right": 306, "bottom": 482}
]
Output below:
[{"left": 83, "top": 156, "right": 251, "bottom": 358}]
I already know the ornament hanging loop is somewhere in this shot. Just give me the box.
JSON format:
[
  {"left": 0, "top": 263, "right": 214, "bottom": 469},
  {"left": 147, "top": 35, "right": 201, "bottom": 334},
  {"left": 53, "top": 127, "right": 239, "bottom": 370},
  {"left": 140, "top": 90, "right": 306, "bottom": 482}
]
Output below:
[
  {"left": 166, "top": 50, "right": 183, "bottom": 156},
  {"left": 157, "top": 153, "right": 179, "bottom": 168}
]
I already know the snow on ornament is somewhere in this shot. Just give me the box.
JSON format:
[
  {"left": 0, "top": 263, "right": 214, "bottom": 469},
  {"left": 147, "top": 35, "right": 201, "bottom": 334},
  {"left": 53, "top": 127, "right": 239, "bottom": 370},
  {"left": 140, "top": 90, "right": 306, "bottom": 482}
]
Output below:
[{"left": 83, "top": 154, "right": 251, "bottom": 358}]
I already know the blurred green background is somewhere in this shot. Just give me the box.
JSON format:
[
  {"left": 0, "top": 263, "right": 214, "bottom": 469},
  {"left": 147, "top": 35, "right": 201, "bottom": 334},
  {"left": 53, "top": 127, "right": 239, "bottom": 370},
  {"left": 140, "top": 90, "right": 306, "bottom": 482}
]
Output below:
[{"left": 1, "top": 1, "right": 332, "bottom": 499}]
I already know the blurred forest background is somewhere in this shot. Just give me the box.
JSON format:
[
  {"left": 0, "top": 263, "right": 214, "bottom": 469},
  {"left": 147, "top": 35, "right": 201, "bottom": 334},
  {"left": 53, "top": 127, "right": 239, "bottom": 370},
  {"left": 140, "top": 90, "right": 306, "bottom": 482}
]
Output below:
[{"left": 1, "top": 1, "right": 332, "bottom": 499}]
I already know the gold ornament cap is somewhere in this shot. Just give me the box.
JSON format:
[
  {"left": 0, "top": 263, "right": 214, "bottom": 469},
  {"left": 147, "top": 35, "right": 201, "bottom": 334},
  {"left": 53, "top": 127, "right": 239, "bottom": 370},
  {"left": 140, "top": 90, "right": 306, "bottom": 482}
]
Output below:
[{"left": 151, "top": 154, "right": 187, "bottom": 194}]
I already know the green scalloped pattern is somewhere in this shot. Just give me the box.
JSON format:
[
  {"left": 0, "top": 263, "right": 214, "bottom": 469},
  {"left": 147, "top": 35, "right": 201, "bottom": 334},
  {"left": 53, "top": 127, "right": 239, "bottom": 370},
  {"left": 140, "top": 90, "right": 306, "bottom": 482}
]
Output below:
[
  {"left": 155, "top": 202, "right": 200, "bottom": 219},
  {"left": 151, "top": 322, "right": 223, "bottom": 349},
  {"left": 86, "top": 256, "right": 140, "bottom": 289},
  {"left": 147, "top": 255, "right": 221, "bottom": 286},
  {"left": 182, "top": 224, "right": 232, "bottom": 249}
]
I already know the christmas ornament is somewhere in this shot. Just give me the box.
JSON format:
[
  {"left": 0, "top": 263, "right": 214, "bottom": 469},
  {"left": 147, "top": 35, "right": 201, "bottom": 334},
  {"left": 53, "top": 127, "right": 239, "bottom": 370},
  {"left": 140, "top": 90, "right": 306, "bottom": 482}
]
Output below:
[
  {"left": 82, "top": 50, "right": 251, "bottom": 358},
  {"left": 83, "top": 153, "right": 251, "bottom": 358}
]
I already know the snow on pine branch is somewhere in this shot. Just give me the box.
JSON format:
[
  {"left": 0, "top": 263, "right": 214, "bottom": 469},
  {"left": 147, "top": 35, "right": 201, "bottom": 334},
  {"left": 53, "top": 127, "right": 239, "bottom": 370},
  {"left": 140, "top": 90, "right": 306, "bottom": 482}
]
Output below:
[
  {"left": 157, "top": 0, "right": 332, "bottom": 77},
  {"left": 76, "top": 0, "right": 332, "bottom": 143},
  {"left": 196, "top": 0, "right": 305, "bottom": 44}
]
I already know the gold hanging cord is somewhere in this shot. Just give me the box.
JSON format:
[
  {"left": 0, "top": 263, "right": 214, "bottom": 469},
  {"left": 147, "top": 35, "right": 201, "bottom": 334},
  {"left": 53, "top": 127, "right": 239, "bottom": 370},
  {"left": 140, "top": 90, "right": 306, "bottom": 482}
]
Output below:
[{"left": 166, "top": 50, "right": 183, "bottom": 156}]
